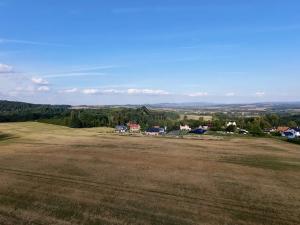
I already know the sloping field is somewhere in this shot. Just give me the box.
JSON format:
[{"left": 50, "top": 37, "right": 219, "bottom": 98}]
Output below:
[{"left": 0, "top": 122, "right": 299, "bottom": 225}]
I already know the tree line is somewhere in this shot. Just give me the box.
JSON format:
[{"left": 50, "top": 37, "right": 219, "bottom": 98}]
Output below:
[{"left": 1, "top": 100, "right": 299, "bottom": 135}]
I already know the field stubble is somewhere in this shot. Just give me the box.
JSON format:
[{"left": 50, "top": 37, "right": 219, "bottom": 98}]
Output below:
[{"left": 0, "top": 122, "right": 299, "bottom": 225}]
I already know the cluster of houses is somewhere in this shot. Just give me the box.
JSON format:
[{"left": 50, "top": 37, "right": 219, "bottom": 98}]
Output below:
[
  {"left": 115, "top": 123, "right": 166, "bottom": 135},
  {"left": 115, "top": 122, "right": 208, "bottom": 136},
  {"left": 276, "top": 127, "right": 300, "bottom": 139},
  {"left": 115, "top": 121, "right": 299, "bottom": 139}
]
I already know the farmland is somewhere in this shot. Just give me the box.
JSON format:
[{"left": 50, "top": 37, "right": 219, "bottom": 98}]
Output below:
[{"left": 0, "top": 122, "right": 300, "bottom": 225}]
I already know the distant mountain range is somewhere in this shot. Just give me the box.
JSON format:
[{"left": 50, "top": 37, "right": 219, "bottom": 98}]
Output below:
[{"left": 1, "top": 99, "right": 300, "bottom": 112}]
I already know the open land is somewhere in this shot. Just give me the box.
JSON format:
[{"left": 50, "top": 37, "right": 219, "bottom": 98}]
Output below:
[{"left": 0, "top": 122, "right": 299, "bottom": 225}]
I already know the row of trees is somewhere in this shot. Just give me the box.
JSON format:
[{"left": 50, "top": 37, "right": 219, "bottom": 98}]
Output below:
[
  {"left": 41, "top": 107, "right": 181, "bottom": 130},
  {"left": 210, "top": 113, "right": 300, "bottom": 136}
]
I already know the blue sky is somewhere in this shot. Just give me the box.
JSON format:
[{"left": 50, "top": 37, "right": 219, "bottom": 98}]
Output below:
[{"left": 0, "top": 0, "right": 300, "bottom": 105}]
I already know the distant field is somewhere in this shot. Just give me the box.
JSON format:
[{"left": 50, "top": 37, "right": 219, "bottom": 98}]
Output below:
[
  {"left": 180, "top": 114, "right": 213, "bottom": 121},
  {"left": 0, "top": 122, "right": 299, "bottom": 225}
]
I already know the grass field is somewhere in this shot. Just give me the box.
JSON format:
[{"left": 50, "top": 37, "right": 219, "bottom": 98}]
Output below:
[
  {"left": 0, "top": 122, "right": 299, "bottom": 225},
  {"left": 180, "top": 114, "right": 213, "bottom": 121}
]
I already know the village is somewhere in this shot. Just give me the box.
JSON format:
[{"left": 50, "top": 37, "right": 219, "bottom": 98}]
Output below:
[{"left": 115, "top": 121, "right": 300, "bottom": 140}]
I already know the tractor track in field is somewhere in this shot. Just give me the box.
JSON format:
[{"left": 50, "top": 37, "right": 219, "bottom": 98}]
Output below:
[{"left": 0, "top": 167, "right": 298, "bottom": 225}]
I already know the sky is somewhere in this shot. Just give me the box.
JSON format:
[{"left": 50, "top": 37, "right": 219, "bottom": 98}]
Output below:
[{"left": 0, "top": 0, "right": 300, "bottom": 105}]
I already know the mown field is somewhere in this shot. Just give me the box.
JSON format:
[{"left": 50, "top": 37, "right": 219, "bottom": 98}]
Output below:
[{"left": 0, "top": 122, "right": 299, "bottom": 225}]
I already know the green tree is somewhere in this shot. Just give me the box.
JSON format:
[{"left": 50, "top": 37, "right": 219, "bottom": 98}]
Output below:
[
  {"left": 287, "top": 121, "right": 297, "bottom": 128},
  {"left": 69, "top": 111, "right": 82, "bottom": 128}
]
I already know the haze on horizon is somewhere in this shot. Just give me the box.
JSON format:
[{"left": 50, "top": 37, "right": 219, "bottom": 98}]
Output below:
[{"left": 0, "top": 0, "right": 299, "bottom": 105}]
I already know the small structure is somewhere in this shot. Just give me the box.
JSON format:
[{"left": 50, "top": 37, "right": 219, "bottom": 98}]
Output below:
[
  {"left": 180, "top": 125, "right": 191, "bottom": 131},
  {"left": 282, "top": 128, "right": 300, "bottom": 139},
  {"left": 199, "top": 125, "right": 208, "bottom": 130},
  {"left": 282, "top": 129, "right": 297, "bottom": 139},
  {"left": 145, "top": 127, "right": 165, "bottom": 136},
  {"left": 239, "top": 129, "right": 249, "bottom": 135},
  {"left": 276, "top": 126, "right": 289, "bottom": 133},
  {"left": 115, "top": 125, "right": 127, "bottom": 133},
  {"left": 128, "top": 123, "right": 141, "bottom": 132},
  {"left": 189, "top": 128, "right": 207, "bottom": 135},
  {"left": 226, "top": 121, "right": 237, "bottom": 127},
  {"left": 292, "top": 128, "right": 300, "bottom": 137}
]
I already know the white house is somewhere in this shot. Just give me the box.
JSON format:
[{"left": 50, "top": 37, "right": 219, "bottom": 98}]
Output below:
[
  {"left": 180, "top": 125, "right": 191, "bottom": 131},
  {"left": 282, "top": 129, "right": 297, "bottom": 139},
  {"left": 294, "top": 128, "right": 300, "bottom": 137},
  {"left": 226, "top": 121, "right": 237, "bottom": 127}
]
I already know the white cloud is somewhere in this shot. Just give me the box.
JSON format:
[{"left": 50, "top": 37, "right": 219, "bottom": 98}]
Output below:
[
  {"left": 31, "top": 77, "right": 49, "bottom": 85},
  {"left": 37, "top": 86, "right": 50, "bottom": 92},
  {"left": 101, "top": 89, "right": 124, "bottom": 94},
  {"left": 0, "top": 38, "right": 69, "bottom": 47},
  {"left": 226, "top": 92, "right": 236, "bottom": 97},
  {"left": 81, "top": 88, "right": 170, "bottom": 95},
  {"left": 127, "top": 89, "right": 169, "bottom": 95},
  {"left": 61, "top": 88, "right": 78, "bottom": 93},
  {"left": 0, "top": 63, "right": 13, "bottom": 73},
  {"left": 255, "top": 91, "right": 265, "bottom": 97},
  {"left": 188, "top": 92, "right": 208, "bottom": 97},
  {"left": 82, "top": 89, "right": 100, "bottom": 94}
]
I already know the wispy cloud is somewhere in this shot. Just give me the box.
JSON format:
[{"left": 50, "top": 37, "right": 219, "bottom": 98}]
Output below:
[
  {"left": 82, "top": 89, "right": 100, "bottom": 95},
  {"left": 80, "top": 88, "right": 170, "bottom": 96},
  {"left": 37, "top": 86, "right": 50, "bottom": 92},
  {"left": 31, "top": 77, "right": 49, "bottom": 85},
  {"left": 0, "top": 63, "right": 13, "bottom": 73},
  {"left": 188, "top": 92, "right": 208, "bottom": 97},
  {"left": 38, "top": 65, "right": 119, "bottom": 79},
  {"left": 127, "top": 88, "right": 169, "bottom": 95},
  {"left": 60, "top": 88, "right": 78, "bottom": 93},
  {"left": 226, "top": 92, "right": 236, "bottom": 97},
  {"left": 43, "top": 72, "right": 107, "bottom": 79},
  {"left": 179, "top": 43, "right": 240, "bottom": 49},
  {"left": 255, "top": 91, "right": 265, "bottom": 97},
  {"left": 0, "top": 38, "right": 70, "bottom": 47}
]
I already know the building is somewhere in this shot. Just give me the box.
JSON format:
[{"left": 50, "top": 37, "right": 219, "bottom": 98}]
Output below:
[
  {"left": 127, "top": 123, "right": 141, "bottom": 132},
  {"left": 226, "top": 121, "right": 237, "bottom": 127},
  {"left": 239, "top": 129, "right": 249, "bottom": 135},
  {"left": 276, "top": 126, "right": 289, "bottom": 133},
  {"left": 189, "top": 128, "right": 207, "bottom": 135},
  {"left": 282, "top": 129, "right": 297, "bottom": 139},
  {"left": 282, "top": 128, "right": 300, "bottom": 139},
  {"left": 115, "top": 125, "right": 127, "bottom": 133},
  {"left": 294, "top": 128, "right": 300, "bottom": 137},
  {"left": 145, "top": 127, "right": 165, "bottom": 136},
  {"left": 180, "top": 125, "right": 191, "bottom": 131},
  {"left": 199, "top": 125, "right": 208, "bottom": 130}
]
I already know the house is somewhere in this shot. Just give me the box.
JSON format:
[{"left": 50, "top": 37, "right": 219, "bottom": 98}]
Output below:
[
  {"left": 226, "top": 121, "right": 237, "bottom": 127},
  {"left": 115, "top": 125, "right": 127, "bottom": 133},
  {"left": 292, "top": 128, "right": 300, "bottom": 137},
  {"left": 199, "top": 125, "right": 208, "bottom": 130},
  {"left": 276, "top": 126, "right": 289, "bottom": 133},
  {"left": 128, "top": 123, "right": 141, "bottom": 132},
  {"left": 239, "top": 129, "right": 249, "bottom": 135},
  {"left": 189, "top": 128, "right": 207, "bottom": 135},
  {"left": 145, "top": 127, "right": 165, "bottom": 136},
  {"left": 282, "top": 129, "right": 296, "bottom": 139},
  {"left": 282, "top": 128, "right": 300, "bottom": 138},
  {"left": 180, "top": 125, "right": 191, "bottom": 131}
]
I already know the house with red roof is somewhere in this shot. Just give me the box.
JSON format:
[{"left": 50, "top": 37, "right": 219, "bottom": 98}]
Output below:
[{"left": 127, "top": 122, "right": 141, "bottom": 133}]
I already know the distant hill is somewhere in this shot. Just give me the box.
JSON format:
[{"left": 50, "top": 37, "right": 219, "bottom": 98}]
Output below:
[
  {"left": 0, "top": 100, "right": 71, "bottom": 122},
  {"left": 0, "top": 100, "right": 70, "bottom": 112}
]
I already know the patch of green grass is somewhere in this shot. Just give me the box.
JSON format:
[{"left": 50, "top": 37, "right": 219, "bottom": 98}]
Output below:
[
  {"left": 222, "top": 155, "right": 300, "bottom": 171},
  {"left": 0, "top": 132, "right": 16, "bottom": 142}
]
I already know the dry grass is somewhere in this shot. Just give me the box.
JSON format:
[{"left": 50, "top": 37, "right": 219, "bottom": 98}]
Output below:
[
  {"left": 180, "top": 114, "right": 213, "bottom": 121},
  {"left": 0, "top": 122, "right": 299, "bottom": 225}
]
